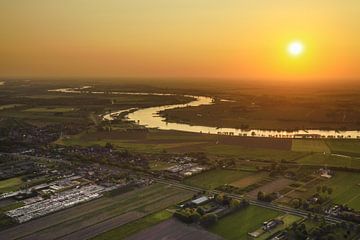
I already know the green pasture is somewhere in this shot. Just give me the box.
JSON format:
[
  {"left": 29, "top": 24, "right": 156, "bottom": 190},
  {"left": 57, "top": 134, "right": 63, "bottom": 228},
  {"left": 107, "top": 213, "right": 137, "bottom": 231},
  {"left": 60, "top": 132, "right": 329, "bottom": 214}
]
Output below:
[
  {"left": 92, "top": 210, "right": 172, "bottom": 240},
  {"left": 0, "top": 104, "right": 24, "bottom": 111},
  {"left": 257, "top": 214, "right": 302, "bottom": 240},
  {"left": 326, "top": 172, "right": 360, "bottom": 210},
  {"left": 209, "top": 205, "right": 280, "bottom": 240},
  {"left": 204, "top": 145, "right": 306, "bottom": 161},
  {"left": 291, "top": 139, "right": 331, "bottom": 153},
  {"left": 23, "top": 107, "right": 76, "bottom": 113},
  {"left": 184, "top": 169, "right": 252, "bottom": 189},
  {"left": 297, "top": 153, "right": 360, "bottom": 168},
  {"left": 326, "top": 139, "right": 360, "bottom": 157},
  {"left": 0, "top": 177, "right": 23, "bottom": 193}
]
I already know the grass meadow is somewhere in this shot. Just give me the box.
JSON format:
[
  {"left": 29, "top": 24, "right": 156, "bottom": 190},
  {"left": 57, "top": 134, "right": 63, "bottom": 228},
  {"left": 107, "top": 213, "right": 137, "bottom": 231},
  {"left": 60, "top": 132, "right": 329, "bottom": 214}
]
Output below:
[{"left": 209, "top": 205, "right": 280, "bottom": 240}]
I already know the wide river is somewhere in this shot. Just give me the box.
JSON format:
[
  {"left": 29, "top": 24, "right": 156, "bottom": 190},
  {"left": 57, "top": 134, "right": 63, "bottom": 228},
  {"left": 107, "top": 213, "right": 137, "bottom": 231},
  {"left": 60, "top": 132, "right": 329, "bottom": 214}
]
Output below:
[{"left": 49, "top": 87, "right": 360, "bottom": 139}]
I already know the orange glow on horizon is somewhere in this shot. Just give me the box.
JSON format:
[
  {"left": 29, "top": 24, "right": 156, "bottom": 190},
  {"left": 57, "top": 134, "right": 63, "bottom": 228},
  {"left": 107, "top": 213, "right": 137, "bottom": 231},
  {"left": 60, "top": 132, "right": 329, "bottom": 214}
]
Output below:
[{"left": 0, "top": 1, "right": 359, "bottom": 81}]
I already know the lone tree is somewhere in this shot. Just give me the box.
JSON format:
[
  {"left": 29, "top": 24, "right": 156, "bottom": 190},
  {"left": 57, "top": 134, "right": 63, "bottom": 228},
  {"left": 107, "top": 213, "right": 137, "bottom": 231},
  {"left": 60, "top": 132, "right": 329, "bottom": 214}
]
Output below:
[
  {"left": 230, "top": 199, "right": 240, "bottom": 208},
  {"left": 257, "top": 191, "right": 265, "bottom": 200}
]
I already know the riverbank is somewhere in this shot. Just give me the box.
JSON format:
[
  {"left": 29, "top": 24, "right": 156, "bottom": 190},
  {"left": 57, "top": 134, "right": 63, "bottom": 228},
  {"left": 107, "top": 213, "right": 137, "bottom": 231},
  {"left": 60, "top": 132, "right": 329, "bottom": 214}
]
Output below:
[{"left": 49, "top": 87, "right": 360, "bottom": 139}]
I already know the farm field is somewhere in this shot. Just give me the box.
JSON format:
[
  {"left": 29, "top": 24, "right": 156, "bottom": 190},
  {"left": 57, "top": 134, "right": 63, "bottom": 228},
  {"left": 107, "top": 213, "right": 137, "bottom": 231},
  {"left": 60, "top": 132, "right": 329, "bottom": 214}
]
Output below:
[
  {"left": 291, "top": 139, "right": 331, "bottom": 153},
  {"left": 284, "top": 171, "right": 360, "bottom": 210},
  {"left": 326, "top": 139, "right": 360, "bottom": 157},
  {"left": 127, "top": 218, "right": 222, "bottom": 240},
  {"left": 256, "top": 214, "right": 302, "bottom": 240},
  {"left": 92, "top": 210, "right": 172, "bottom": 240},
  {"left": 291, "top": 139, "right": 360, "bottom": 157},
  {"left": 0, "top": 177, "right": 23, "bottom": 193},
  {"left": 203, "top": 145, "right": 306, "bottom": 161},
  {"left": 23, "top": 107, "right": 77, "bottom": 113},
  {"left": 59, "top": 211, "right": 146, "bottom": 240},
  {"left": 278, "top": 176, "right": 325, "bottom": 205},
  {"left": 184, "top": 169, "right": 252, "bottom": 189},
  {"left": 325, "top": 172, "right": 360, "bottom": 210},
  {"left": 246, "top": 177, "right": 294, "bottom": 199},
  {"left": 0, "top": 104, "right": 24, "bottom": 111},
  {"left": 208, "top": 205, "right": 280, "bottom": 240},
  {"left": 230, "top": 172, "right": 269, "bottom": 188},
  {"left": 0, "top": 184, "right": 192, "bottom": 240},
  {"left": 57, "top": 128, "right": 298, "bottom": 158},
  {"left": 59, "top": 137, "right": 205, "bottom": 154},
  {"left": 297, "top": 153, "right": 360, "bottom": 168}
]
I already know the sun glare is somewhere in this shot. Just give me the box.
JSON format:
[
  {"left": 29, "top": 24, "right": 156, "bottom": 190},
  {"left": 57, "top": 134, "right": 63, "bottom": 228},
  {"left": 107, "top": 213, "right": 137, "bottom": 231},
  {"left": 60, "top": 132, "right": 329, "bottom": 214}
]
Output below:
[{"left": 288, "top": 41, "right": 304, "bottom": 57}]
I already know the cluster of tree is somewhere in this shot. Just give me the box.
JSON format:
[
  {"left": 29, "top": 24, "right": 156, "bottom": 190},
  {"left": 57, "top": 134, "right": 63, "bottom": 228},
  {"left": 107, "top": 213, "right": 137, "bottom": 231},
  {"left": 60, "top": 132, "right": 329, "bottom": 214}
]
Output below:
[
  {"left": 173, "top": 208, "right": 202, "bottom": 224},
  {"left": 215, "top": 185, "right": 244, "bottom": 195},
  {"left": 257, "top": 191, "right": 278, "bottom": 202},
  {"left": 214, "top": 194, "right": 247, "bottom": 208},
  {"left": 288, "top": 219, "right": 360, "bottom": 240},
  {"left": 292, "top": 194, "right": 329, "bottom": 213},
  {"left": 216, "top": 181, "right": 268, "bottom": 195},
  {"left": 187, "top": 152, "right": 209, "bottom": 165},
  {"left": 338, "top": 211, "right": 360, "bottom": 224},
  {"left": 295, "top": 186, "right": 334, "bottom": 212},
  {"left": 174, "top": 195, "right": 249, "bottom": 226},
  {"left": 309, "top": 221, "right": 360, "bottom": 240},
  {"left": 216, "top": 159, "right": 235, "bottom": 168},
  {"left": 290, "top": 198, "right": 304, "bottom": 209},
  {"left": 316, "top": 185, "right": 333, "bottom": 195},
  {"left": 268, "top": 163, "right": 288, "bottom": 177}
]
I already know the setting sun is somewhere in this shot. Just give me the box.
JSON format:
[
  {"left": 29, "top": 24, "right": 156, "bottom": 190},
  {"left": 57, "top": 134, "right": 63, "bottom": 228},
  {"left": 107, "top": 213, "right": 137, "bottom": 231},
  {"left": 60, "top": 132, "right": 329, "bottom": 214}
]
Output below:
[{"left": 288, "top": 41, "right": 304, "bottom": 57}]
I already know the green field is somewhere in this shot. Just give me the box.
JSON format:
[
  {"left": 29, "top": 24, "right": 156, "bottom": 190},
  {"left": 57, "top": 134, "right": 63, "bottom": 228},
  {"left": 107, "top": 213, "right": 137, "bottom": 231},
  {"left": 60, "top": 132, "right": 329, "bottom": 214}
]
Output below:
[
  {"left": 326, "top": 139, "right": 360, "bottom": 157},
  {"left": 204, "top": 145, "right": 305, "bottom": 161},
  {"left": 0, "top": 104, "right": 24, "bottom": 111},
  {"left": 288, "top": 171, "right": 360, "bottom": 210},
  {"left": 257, "top": 214, "right": 302, "bottom": 240},
  {"left": 291, "top": 139, "right": 360, "bottom": 157},
  {"left": 0, "top": 177, "right": 23, "bottom": 193},
  {"left": 92, "top": 210, "right": 172, "bottom": 240},
  {"left": 297, "top": 153, "right": 360, "bottom": 168},
  {"left": 0, "top": 183, "right": 193, "bottom": 240},
  {"left": 301, "top": 219, "right": 359, "bottom": 240},
  {"left": 184, "top": 169, "right": 252, "bottom": 189},
  {"left": 59, "top": 137, "right": 201, "bottom": 154},
  {"left": 291, "top": 139, "right": 331, "bottom": 153},
  {"left": 23, "top": 107, "right": 76, "bottom": 113},
  {"left": 209, "top": 205, "right": 280, "bottom": 240},
  {"left": 325, "top": 172, "right": 360, "bottom": 209}
]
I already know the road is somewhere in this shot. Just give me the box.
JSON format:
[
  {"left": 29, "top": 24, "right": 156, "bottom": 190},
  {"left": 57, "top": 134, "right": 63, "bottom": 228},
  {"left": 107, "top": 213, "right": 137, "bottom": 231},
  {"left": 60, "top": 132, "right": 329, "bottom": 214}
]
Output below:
[{"left": 154, "top": 178, "right": 342, "bottom": 224}]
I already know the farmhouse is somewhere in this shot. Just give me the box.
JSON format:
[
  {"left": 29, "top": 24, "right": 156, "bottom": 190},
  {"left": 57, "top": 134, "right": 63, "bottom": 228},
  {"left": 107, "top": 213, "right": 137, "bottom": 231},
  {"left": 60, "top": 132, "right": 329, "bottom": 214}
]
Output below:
[
  {"left": 191, "top": 196, "right": 210, "bottom": 206},
  {"left": 319, "top": 168, "right": 333, "bottom": 178}
]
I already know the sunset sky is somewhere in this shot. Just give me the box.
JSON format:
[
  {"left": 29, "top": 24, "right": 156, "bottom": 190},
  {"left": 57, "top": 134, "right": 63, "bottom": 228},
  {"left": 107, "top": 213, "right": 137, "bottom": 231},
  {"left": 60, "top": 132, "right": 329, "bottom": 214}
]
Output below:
[{"left": 1, "top": 0, "right": 359, "bottom": 80}]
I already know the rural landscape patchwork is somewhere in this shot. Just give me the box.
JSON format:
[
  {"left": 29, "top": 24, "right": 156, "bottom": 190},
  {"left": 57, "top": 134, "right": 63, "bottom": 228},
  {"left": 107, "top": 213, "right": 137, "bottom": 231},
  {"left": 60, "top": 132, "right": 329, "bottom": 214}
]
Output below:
[{"left": 1, "top": 1, "right": 360, "bottom": 240}]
